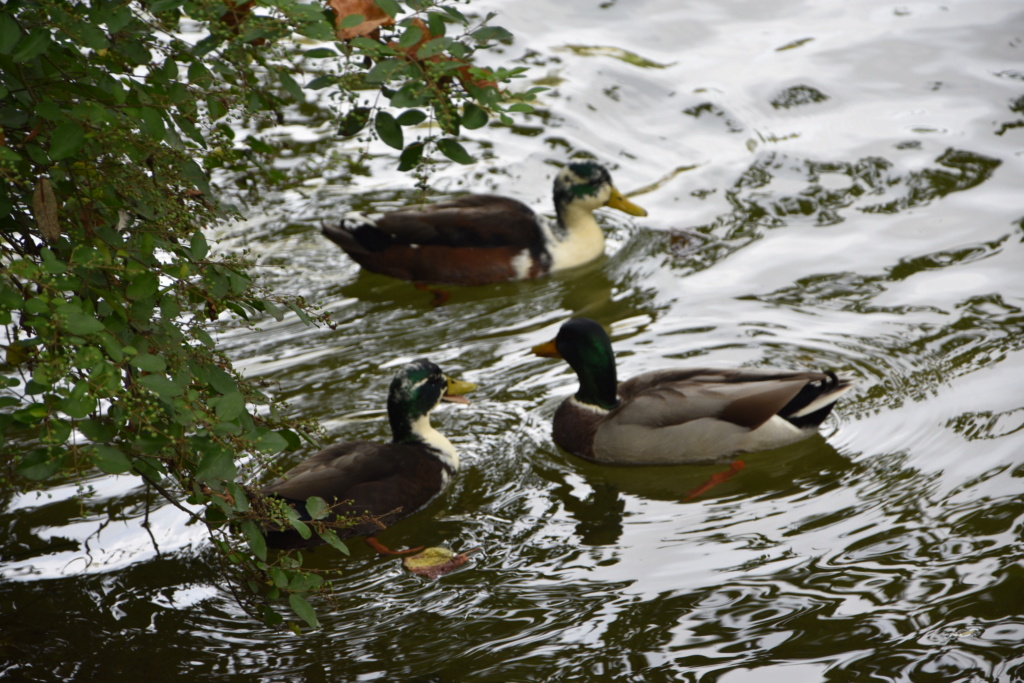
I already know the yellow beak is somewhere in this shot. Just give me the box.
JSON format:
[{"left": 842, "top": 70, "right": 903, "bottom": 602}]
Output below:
[
  {"left": 606, "top": 187, "right": 647, "bottom": 217},
  {"left": 442, "top": 376, "right": 478, "bottom": 404},
  {"left": 531, "top": 340, "right": 561, "bottom": 358}
]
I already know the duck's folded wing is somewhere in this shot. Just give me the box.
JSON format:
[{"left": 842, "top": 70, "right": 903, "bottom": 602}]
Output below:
[
  {"left": 260, "top": 442, "right": 403, "bottom": 505},
  {"left": 611, "top": 372, "right": 814, "bottom": 430},
  {"left": 375, "top": 195, "right": 543, "bottom": 248}
]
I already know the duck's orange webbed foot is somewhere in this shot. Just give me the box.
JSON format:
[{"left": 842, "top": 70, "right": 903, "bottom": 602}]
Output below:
[
  {"left": 365, "top": 537, "right": 425, "bottom": 555},
  {"left": 684, "top": 460, "right": 746, "bottom": 501},
  {"left": 413, "top": 282, "right": 451, "bottom": 306}
]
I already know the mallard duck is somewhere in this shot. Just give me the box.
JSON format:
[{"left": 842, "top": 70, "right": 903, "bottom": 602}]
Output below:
[
  {"left": 321, "top": 162, "right": 647, "bottom": 285},
  {"left": 532, "top": 318, "right": 855, "bottom": 465},
  {"left": 260, "top": 359, "right": 476, "bottom": 551}
]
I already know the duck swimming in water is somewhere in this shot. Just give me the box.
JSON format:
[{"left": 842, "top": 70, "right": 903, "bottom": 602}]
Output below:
[
  {"left": 533, "top": 318, "right": 855, "bottom": 465},
  {"left": 260, "top": 359, "right": 476, "bottom": 551},
  {"left": 322, "top": 162, "right": 647, "bottom": 285}
]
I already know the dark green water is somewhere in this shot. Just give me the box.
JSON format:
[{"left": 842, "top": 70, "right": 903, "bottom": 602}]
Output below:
[{"left": 4, "top": 0, "right": 1024, "bottom": 681}]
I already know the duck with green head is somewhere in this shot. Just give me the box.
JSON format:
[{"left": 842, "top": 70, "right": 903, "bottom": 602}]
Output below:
[
  {"left": 260, "top": 359, "right": 476, "bottom": 552},
  {"left": 533, "top": 318, "right": 855, "bottom": 465},
  {"left": 322, "top": 162, "right": 647, "bottom": 285}
]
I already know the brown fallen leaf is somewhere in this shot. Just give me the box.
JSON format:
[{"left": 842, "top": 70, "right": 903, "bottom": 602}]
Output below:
[
  {"left": 330, "top": 0, "right": 394, "bottom": 41},
  {"left": 402, "top": 545, "right": 481, "bottom": 579},
  {"left": 32, "top": 177, "right": 60, "bottom": 243}
]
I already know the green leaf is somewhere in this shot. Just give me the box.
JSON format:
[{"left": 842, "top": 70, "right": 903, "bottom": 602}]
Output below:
[
  {"left": 91, "top": 445, "right": 133, "bottom": 474},
  {"left": 126, "top": 271, "right": 159, "bottom": 300},
  {"left": 279, "top": 72, "right": 304, "bottom": 101},
  {"left": 416, "top": 37, "right": 451, "bottom": 60},
  {"left": 13, "top": 403, "right": 47, "bottom": 424},
  {"left": 25, "top": 297, "right": 49, "bottom": 315},
  {"left": 426, "top": 12, "right": 447, "bottom": 38},
  {"left": 131, "top": 353, "right": 167, "bottom": 372},
  {"left": 397, "top": 25, "right": 423, "bottom": 49},
  {"left": 366, "top": 59, "right": 406, "bottom": 85},
  {"left": 440, "top": 6, "right": 468, "bottom": 23},
  {"left": 195, "top": 447, "right": 238, "bottom": 485},
  {"left": 140, "top": 107, "right": 166, "bottom": 141},
  {"left": 64, "top": 310, "right": 105, "bottom": 335},
  {"left": 0, "top": 15, "right": 21, "bottom": 55},
  {"left": 12, "top": 30, "right": 49, "bottom": 62},
  {"left": 396, "top": 109, "right": 427, "bottom": 126},
  {"left": 188, "top": 231, "right": 208, "bottom": 260},
  {"left": 340, "top": 13, "right": 365, "bottom": 29},
  {"left": 207, "top": 95, "right": 228, "bottom": 121},
  {"left": 471, "top": 26, "right": 514, "bottom": 44},
  {"left": 268, "top": 567, "right": 289, "bottom": 588},
  {"left": 106, "top": 5, "right": 133, "bottom": 33},
  {"left": 225, "top": 482, "right": 249, "bottom": 512},
  {"left": 284, "top": 508, "right": 313, "bottom": 540},
  {"left": 150, "top": 0, "right": 185, "bottom": 12},
  {"left": 374, "top": 112, "right": 403, "bottom": 150},
  {"left": 339, "top": 107, "right": 371, "bottom": 137},
  {"left": 50, "top": 122, "right": 86, "bottom": 161},
  {"left": 307, "top": 75, "right": 334, "bottom": 91},
  {"left": 317, "top": 529, "right": 351, "bottom": 555},
  {"left": 138, "top": 374, "right": 184, "bottom": 400},
  {"left": 16, "top": 449, "right": 65, "bottom": 481},
  {"left": 42, "top": 419, "right": 72, "bottom": 445},
  {"left": 188, "top": 62, "right": 213, "bottom": 88},
  {"left": 305, "top": 496, "right": 329, "bottom": 520},
  {"left": 288, "top": 593, "right": 320, "bottom": 629},
  {"left": 437, "top": 138, "right": 474, "bottom": 164},
  {"left": 179, "top": 158, "right": 212, "bottom": 196},
  {"left": 241, "top": 520, "right": 267, "bottom": 562},
  {"left": 206, "top": 366, "right": 238, "bottom": 395},
  {"left": 79, "top": 418, "right": 116, "bottom": 442},
  {"left": 60, "top": 391, "right": 97, "bottom": 419},
  {"left": 304, "top": 47, "right": 337, "bottom": 58},
  {"left": 462, "top": 102, "right": 489, "bottom": 130},
  {"left": 76, "top": 23, "right": 109, "bottom": 51},
  {"left": 255, "top": 430, "right": 289, "bottom": 453},
  {"left": 211, "top": 391, "right": 245, "bottom": 420},
  {"left": 373, "top": 0, "right": 401, "bottom": 19},
  {"left": 40, "top": 249, "right": 66, "bottom": 275}
]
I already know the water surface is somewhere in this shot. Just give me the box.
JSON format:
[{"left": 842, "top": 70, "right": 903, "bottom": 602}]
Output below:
[{"left": 4, "top": 0, "right": 1024, "bottom": 681}]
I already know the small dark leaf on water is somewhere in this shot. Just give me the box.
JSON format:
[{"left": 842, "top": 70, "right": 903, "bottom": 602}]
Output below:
[{"left": 402, "top": 546, "right": 480, "bottom": 578}]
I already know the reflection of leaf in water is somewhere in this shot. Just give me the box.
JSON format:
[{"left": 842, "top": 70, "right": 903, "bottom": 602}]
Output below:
[
  {"left": 556, "top": 44, "right": 675, "bottom": 69},
  {"left": 749, "top": 275, "right": 1024, "bottom": 411},
  {"left": 683, "top": 102, "right": 744, "bottom": 133},
  {"left": 674, "top": 148, "right": 1003, "bottom": 275},
  {"left": 775, "top": 37, "right": 815, "bottom": 52},
  {"left": 770, "top": 84, "right": 830, "bottom": 109},
  {"left": 948, "top": 408, "right": 1024, "bottom": 441},
  {"left": 995, "top": 94, "right": 1024, "bottom": 136},
  {"left": 862, "top": 149, "right": 1002, "bottom": 214}
]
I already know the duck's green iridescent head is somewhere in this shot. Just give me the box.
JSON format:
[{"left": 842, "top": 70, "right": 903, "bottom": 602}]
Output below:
[
  {"left": 387, "top": 359, "right": 476, "bottom": 442},
  {"left": 532, "top": 318, "right": 619, "bottom": 410},
  {"left": 552, "top": 162, "right": 647, "bottom": 218}
]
